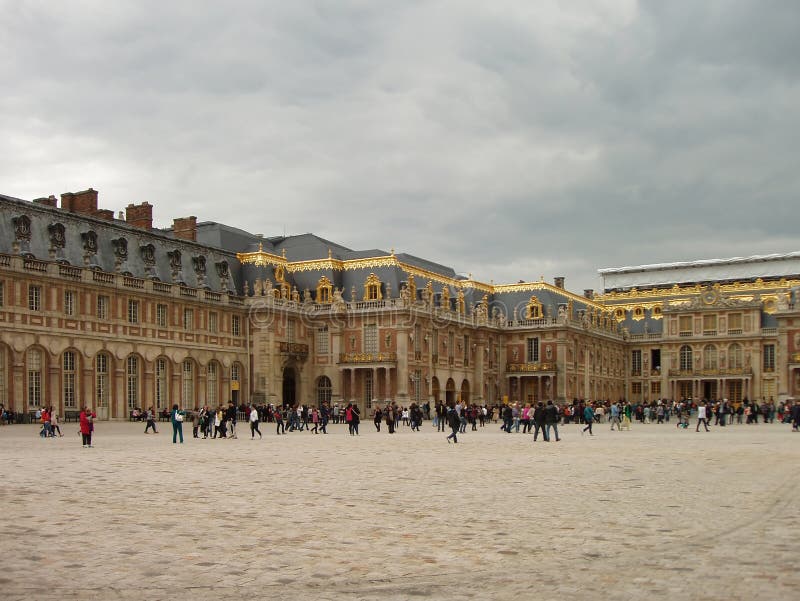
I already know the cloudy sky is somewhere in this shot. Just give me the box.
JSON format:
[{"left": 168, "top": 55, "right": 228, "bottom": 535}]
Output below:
[{"left": 2, "top": 0, "right": 799, "bottom": 292}]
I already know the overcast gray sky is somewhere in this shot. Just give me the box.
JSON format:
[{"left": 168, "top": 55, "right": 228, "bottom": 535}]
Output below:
[{"left": 2, "top": 0, "right": 798, "bottom": 292}]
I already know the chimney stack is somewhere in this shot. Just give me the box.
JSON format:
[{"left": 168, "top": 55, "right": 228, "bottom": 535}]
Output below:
[
  {"left": 584, "top": 289, "right": 594, "bottom": 300},
  {"left": 95, "top": 209, "right": 114, "bottom": 221},
  {"left": 173, "top": 216, "right": 197, "bottom": 241},
  {"left": 554, "top": 276, "right": 565, "bottom": 289},
  {"left": 126, "top": 202, "right": 153, "bottom": 230},
  {"left": 33, "top": 195, "right": 58, "bottom": 208},
  {"left": 61, "top": 188, "right": 98, "bottom": 215}
]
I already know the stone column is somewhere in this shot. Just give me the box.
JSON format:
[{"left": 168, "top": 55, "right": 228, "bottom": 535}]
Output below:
[
  {"left": 331, "top": 328, "right": 343, "bottom": 401},
  {"left": 372, "top": 367, "right": 378, "bottom": 403},
  {"left": 385, "top": 367, "right": 391, "bottom": 402},
  {"left": 396, "top": 328, "right": 409, "bottom": 402},
  {"left": 114, "top": 366, "right": 126, "bottom": 420},
  {"left": 349, "top": 368, "right": 355, "bottom": 403},
  {"left": 474, "top": 340, "right": 485, "bottom": 404},
  {"left": 12, "top": 353, "right": 24, "bottom": 412},
  {"left": 48, "top": 363, "right": 60, "bottom": 414}
]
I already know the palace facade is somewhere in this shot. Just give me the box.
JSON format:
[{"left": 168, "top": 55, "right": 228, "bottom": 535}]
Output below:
[{"left": 1, "top": 189, "right": 798, "bottom": 419}]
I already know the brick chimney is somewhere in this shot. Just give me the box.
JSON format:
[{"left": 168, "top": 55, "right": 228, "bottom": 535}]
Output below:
[
  {"left": 126, "top": 202, "right": 153, "bottom": 229},
  {"left": 173, "top": 216, "right": 197, "bottom": 241},
  {"left": 95, "top": 209, "right": 114, "bottom": 221},
  {"left": 33, "top": 195, "right": 58, "bottom": 208},
  {"left": 584, "top": 289, "right": 594, "bottom": 300},
  {"left": 61, "top": 188, "right": 98, "bottom": 215},
  {"left": 554, "top": 276, "right": 565, "bottom": 289}
]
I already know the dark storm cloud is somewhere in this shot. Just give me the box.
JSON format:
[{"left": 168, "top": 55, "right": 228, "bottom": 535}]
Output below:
[{"left": 1, "top": 0, "right": 798, "bottom": 292}]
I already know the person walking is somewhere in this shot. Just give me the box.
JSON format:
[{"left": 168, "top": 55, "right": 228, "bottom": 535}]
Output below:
[
  {"left": 225, "top": 402, "right": 238, "bottom": 439},
  {"left": 171, "top": 404, "right": 185, "bottom": 444},
  {"left": 532, "top": 402, "right": 548, "bottom": 442},
  {"left": 544, "top": 400, "right": 561, "bottom": 442},
  {"left": 310, "top": 407, "right": 319, "bottom": 434},
  {"left": 373, "top": 406, "right": 383, "bottom": 432},
  {"left": 582, "top": 403, "right": 595, "bottom": 436},
  {"left": 609, "top": 402, "right": 621, "bottom": 431},
  {"left": 51, "top": 408, "right": 63, "bottom": 437},
  {"left": 696, "top": 401, "right": 710, "bottom": 432},
  {"left": 249, "top": 404, "right": 262, "bottom": 439},
  {"left": 275, "top": 406, "right": 285, "bottom": 435},
  {"left": 79, "top": 406, "right": 96, "bottom": 448},
  {"left": 144, "top": 406, "right": 159, "bottom": 434},
  {"left": 351, "top": 403, "right": 361, "bottom": 435},
  {"left": 320, "top": 402, "right": 329, "bottom": 434},
  {"left": 446, "top": 406, "right": 460, "bottom": 443}
]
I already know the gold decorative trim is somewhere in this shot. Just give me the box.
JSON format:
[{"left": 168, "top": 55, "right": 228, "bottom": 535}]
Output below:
[
  {"left": 506, "top": 362, "right": 558, "bottom": 373},
  {"left": 236, "top": 243, "right": 286, "bottom": 268},
  {"left": 597, "top": 278, "right": 800, "bottom": 302}
]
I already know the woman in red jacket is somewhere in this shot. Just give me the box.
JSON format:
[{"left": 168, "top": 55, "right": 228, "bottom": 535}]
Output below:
[{"left": 79, "top": 406, "right": 96, "bottom": 448}]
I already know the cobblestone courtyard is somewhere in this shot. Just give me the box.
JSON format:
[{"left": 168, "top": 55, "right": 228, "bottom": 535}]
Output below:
[{"left": 1, "top": 420, "right": 797, "bottom": 600}]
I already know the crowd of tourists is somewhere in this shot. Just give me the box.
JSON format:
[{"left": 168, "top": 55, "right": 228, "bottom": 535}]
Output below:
[{"left": 5, "top": 395, "right": 800, "bottom": 447}]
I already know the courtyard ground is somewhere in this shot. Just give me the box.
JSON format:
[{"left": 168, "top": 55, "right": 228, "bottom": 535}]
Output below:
[{"left": 0, "top": 418, "right": 797, "bottom": 600}]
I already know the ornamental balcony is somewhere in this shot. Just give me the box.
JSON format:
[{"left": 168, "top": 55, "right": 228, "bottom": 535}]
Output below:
[
  {"left": 505, "top": 362, "right": 558, "bottom": 374},
  {"left": 338, "top": 352, "right": 397, "bottom": 365},
  {"left": 280, "top": 342, "right": 309, "bottom": 360},
  {"left": 667, "top": 367, "right": 753, "bottom": 377}
]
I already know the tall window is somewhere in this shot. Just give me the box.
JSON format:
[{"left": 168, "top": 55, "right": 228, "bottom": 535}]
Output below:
[
  {"left": 364, "top": 324, "right": 378, "bottom": 354},
  {"left": 0, "top": 346, "right": 5, "bottom": 403},
  {"left": 208, "top": 312, "right": 218, "bottom": 333},
  {"left": 728, "top": 313, "right": 742, "bottom": 333},
  {"left": 156, "top": 304, "right": 168, "bottom": 328},
  {"left": 463, "top": 335, "right": 470, "bottom": 367},
  {"left": 526, "top": 337, "right": 539, "bottom": 363},
  {"left": 414, "top": 369, "right": 422, "bottom": 402},
  {"left": 232, "top": 315, "right": 241, "bottom": 336},
  {"left": 183, "top": 308, "right": 194, "bottom": 330},
  {"left": 317, "top": 326, "right": 329, "bottom": 355},
  {"left": 155, "top": 358, "right": 167, "bottom": 409},
  {"left": 414, "top": 325, "right": 421, "bottom": 359},
  {"left": 182, "top": 360, "right": 194, "bottom": 406},
  {"left": 728, "top": 343, "right": 743, "bottom": 369},
  {"left": 126, "top": 356, "right": 139, "bottom": 410},
  {"left": 679, "top": 315, "right": 692, "bottom": 336},
  {"left": 703, "top": 314, "right": 717, "bottom": 335},
  {"left": 207, "top": 361, "right": 218, "bottom": 406},
  {"left": 96, "top": 354, "right": 109, "bottom": 407},
  {"left": 64, "top": 290, "right": 76, "bottom": 316},
  {"left": 651, "top": 381, "right": 661, "bottom": 398},
  {"left": 27, "top": 348, "right": 42, "bottom": 407},
  {"left": 432, "top": 330, "right": 439, "bottom": 362},
  {"left": 63, "top": 351, "right": 76, "bottom": 408},
  {"left": 316, "top": 375, "right": 332, "bottom": 404},
  {"left": 364, "top": 370, "right": 373, "bottom": 406},
  {"left": 703, "top": 345, "right": 717, "bottom": 370},
  {"left": 29, "top": 285, "right": 41, "bottom": 311},
  {"left": 679, "top": 345, "right": 693, "bottom": 371},
  {"left": 448, "top": 332, "right": 454, "bottom": 360},
  {"left": 763, "top": 344, "right": 775, "bottom": 371},
  {"left": 0, "top": 281, "right": 4, "bottom": 307},
  {"left": 231, "top": 363, "right": 240, "bottom": 388},
  {"left": 631, "top": 349, "right": 642, "bottom": 375},
  {"left": 97, "top": 295, "right": 109, "bottom": 320},
  {"left": 128, "top": 299, "right": 139, "bottom": 324}
]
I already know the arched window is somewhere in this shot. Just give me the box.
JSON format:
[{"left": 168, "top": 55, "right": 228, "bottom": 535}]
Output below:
[
  {"left": 679, "top": 345, "right": 693, "bottom": 371},
  {"left": 316, "top": 375, "right": 332, "bottom": 404},
  {"left": 729, "top": 343, "right": 743, "bottom": 369},
  {"left": 96, "top": 354, "right": 110, "bottom": 408},
  {"left": 63, "top": 351, "right": 77, "bottom": 408},
  {"left": 155, "top": 358, "right": 168, "bottom": 409},
  {"left": 316, "top": 276, "right": 333, "bottom": 303},
  {"left": 526, "top": 295, "right": 543, "bottom": 319},
  {"left": 126, "top": 355, "right": 139, "bottom": 410},
  {"left": 182, "top": 359, "right": 194, "bottom": 406},
  {"left": 363, "top": 273, "right": 382, "bottom": 301},
  {"left": 703, "top": 344, "right": 717, "bottom": 370},
  {"left": 207, "top": 361, "right": 218, "bottom": 406},
  {"left": 27, "top": 348, "right": 42, "bottom": 407}
]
